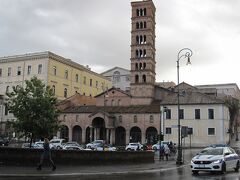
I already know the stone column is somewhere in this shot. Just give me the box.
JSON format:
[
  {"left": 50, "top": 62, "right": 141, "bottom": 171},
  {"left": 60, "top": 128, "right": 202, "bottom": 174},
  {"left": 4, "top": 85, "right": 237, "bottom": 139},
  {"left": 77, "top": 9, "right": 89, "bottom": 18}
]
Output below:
[
  {"left": 106, "top": 128, "right": 109, "bottom": 144},
  {"left": 110, "top": 128, "right": 115, "bottom": 145},
  {"left": 90, "top": 127, "right": 93, "bottom": 142},
  {"left": 141, "top": 130, "right": 146, "bottom": 145},
  {"left": 68, "top": 126, "right": 73, "bottom": 142},
  {"left": 126, "top": 129, "right": 130, "bottom": 144},
  {"left": 82, "top": 128, "right": 86, "bottom": 144},
  {"left": 94, "top": 128, "right": 97, "bottom": 140}
]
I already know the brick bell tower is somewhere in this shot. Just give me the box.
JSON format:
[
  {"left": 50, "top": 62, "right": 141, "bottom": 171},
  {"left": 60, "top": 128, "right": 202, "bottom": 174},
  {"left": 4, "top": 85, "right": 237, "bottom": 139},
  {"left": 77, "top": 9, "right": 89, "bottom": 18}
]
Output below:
[{"left": 130, "top": 0, "right": 156, "bottom": 105}]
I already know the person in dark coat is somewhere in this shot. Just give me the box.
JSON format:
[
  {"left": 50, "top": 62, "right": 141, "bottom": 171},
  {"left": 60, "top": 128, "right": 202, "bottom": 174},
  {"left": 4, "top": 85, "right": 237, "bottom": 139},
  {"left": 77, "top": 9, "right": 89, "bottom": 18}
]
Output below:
[{"left": 37, "top": 138, "right": 56, "bottom": 171}]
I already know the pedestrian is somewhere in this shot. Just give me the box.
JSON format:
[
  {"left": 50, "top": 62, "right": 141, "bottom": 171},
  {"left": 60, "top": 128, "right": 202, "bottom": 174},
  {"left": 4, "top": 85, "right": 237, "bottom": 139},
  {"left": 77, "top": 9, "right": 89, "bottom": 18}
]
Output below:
[
  {"left": 160, "top": 145, "right": 165, "bottom": 160},
  {"left": 164, "top": 145, "right": 170, "bottom": 161},
  {"left": 37, "top": 138, "right": 56, "bottom": 171}
]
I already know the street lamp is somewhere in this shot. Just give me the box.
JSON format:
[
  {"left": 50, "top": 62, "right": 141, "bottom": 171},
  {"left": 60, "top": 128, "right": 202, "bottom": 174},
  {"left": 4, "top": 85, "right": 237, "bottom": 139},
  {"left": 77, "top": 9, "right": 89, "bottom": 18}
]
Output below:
[{"left": 176, "top": 48, "right": 193, "bottom": 165}]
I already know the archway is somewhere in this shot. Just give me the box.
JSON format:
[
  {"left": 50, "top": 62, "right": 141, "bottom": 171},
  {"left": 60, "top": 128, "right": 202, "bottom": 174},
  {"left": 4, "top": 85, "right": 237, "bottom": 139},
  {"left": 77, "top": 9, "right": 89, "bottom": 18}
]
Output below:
[
  {"left": 72, "top": 125, "right": 82, "bottom": 143},
  {"left": 92, "top": 117, "right": 106, "bottom": 140},
  {"left": 130, "top": 126, "right": 141, "bottom": 143},
  {"left": 60, "top": 125, "right": 69, "bottom": 141},
  {"left": 115, "top": 126, "right": 126, "bottom": 146},
  {"left": 146, "top": 127, "right": 158, "bottom": 145}
]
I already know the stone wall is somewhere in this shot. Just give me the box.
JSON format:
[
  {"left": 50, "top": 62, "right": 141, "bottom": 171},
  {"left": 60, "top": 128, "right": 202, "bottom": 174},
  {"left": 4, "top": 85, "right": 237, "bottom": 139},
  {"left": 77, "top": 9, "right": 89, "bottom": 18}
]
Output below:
[{"left": 0, "top": 147, "right": 154, "bottom": 166}]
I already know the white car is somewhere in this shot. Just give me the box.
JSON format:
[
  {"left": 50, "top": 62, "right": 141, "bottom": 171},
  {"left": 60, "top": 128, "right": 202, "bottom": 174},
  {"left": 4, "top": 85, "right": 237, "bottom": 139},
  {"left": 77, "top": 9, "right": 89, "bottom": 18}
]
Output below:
[
  {"left": 63, "top": 145, "right": 84, "bottom": 150},
  {"left": 95, "top": 144, "right": 117, "bottom": 151},
  {"left": 152, "top": 141, "right": 171, "bottom": 150},
  {"left": 191, "top": 146, "right": 240, "bottom": 175},
  {"left": 125, "top": 142, "right": 143, "bottom": 151},
  {"left": 86, "top": 140, "right": 104, "bottom": 149},
  {"left": 50, "top": 138, "right": 66, "bottom": 149}
]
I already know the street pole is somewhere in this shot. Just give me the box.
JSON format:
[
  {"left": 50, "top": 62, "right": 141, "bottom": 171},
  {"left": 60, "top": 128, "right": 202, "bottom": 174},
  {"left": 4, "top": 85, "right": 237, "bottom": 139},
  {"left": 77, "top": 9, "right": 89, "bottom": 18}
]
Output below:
[
  {"left": 176, "top": 48, "right": 193, "bottom": 165},
  {"left": 159, "top": 106, "right": 162, "bottom": 161}
]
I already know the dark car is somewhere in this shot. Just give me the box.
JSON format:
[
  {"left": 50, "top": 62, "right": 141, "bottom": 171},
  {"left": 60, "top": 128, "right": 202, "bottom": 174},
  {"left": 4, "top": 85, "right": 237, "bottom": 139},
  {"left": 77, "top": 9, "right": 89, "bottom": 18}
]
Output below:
[{"left": 0, "top": 137, "right": 9, "bottom": 146}]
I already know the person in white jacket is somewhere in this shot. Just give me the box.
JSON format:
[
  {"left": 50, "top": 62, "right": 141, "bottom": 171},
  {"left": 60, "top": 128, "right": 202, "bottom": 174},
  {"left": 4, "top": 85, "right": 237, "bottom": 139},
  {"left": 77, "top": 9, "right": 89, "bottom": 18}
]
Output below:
[{"left": 164, "top": 145, "right": 170, "bottom": 161}]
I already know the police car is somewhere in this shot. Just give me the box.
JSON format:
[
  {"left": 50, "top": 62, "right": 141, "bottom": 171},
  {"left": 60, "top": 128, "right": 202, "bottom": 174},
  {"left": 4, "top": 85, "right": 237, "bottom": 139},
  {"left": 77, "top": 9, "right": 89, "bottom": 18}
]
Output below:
[{"left": 191, "top": 146, "right": 240, "bottom": 175}]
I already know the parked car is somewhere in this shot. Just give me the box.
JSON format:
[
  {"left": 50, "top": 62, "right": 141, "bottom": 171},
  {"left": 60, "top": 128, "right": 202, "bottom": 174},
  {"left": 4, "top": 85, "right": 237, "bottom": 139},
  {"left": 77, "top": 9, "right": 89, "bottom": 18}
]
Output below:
[
  {"left": 125, "top": 142, "right": 143, "bottom": 151},
  {"left": 62, "top": 141, "right": 83, "bottom": 150},
  {"left": 95, "top": 144, "right": 117, "bottom": 151},
  {"left": 21, "top": 143, "right": 41, "bottom": 148},
  {"left": 86, "top": 140, "right": 104, "bottom": 149},
  {"left": 35, "top": 141, "right": 55, "bottom": 149},
  {"left": 191, "top": 146, "right": 240, "bottom": 175},
  {"left": 0, "top": 137, "right": 9, "bottom": 146},
  {"left": 152, "top": 141, "right": 171, "bottom": 151},
  {"left": 50, "top": 138, "right": 66, "bottom": 149}
]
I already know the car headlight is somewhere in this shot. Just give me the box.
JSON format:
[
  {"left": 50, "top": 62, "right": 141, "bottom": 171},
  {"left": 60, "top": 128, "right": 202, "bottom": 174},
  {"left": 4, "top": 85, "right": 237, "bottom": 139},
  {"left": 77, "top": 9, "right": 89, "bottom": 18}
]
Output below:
[{"left": 213, "top": 159, "right": 223, "bottom": 164}]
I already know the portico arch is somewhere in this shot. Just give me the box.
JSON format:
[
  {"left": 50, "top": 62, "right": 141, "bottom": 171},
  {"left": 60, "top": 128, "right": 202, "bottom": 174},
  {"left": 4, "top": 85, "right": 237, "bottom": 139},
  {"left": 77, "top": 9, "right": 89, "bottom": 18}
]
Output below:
[
  {"left": 115, "top": 126, "right": 126, "bottom": 146},
  {"left": 146, "top": 127, "right": 158, "bottom": 145},
  {"left": 60, "top": 125, "right": 69, "bottom": 141},
  {"left": 130, "top": 126, "right": 141, "bottom": 143},
  {"left": 92, "top": 117, "right": 106, "bottom": 140},
  {"left": 72, "top": 125, "right": 82, "bottom": 143}
]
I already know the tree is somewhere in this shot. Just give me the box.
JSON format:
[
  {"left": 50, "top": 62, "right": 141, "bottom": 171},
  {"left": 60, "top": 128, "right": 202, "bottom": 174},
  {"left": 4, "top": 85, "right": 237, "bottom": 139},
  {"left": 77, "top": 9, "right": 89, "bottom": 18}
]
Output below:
[
  {"left": 224, "top": 96, "right": 240, "bottom": 141},
  {"left": 6, "top": 77, "right": 60, "bottom": 145}
]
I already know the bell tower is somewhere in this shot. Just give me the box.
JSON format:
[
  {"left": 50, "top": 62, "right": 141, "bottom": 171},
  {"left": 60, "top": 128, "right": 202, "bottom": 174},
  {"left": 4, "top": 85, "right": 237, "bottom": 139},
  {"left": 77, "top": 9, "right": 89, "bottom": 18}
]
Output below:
[{"left": 130, "top": 0, "right": 156, "bottom": 105}]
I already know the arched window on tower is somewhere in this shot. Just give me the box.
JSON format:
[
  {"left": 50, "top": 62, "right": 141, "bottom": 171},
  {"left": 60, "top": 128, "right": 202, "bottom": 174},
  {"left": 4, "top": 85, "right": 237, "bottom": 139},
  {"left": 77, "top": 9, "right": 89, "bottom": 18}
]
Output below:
[
  {"left": 135, "top": 63, "right": 138, "bottom": 70},
  {"left": 52, "top": 85, "right": 56, "bottom": 95},
  {"left": 142, "top": 75, "right": 146, "bottom": 83},
  {"left": 136, "top": 22, "right": 139, "bottom": 29},
  {"left": 143, "top": 63, "right": 146, "bottom": 69},
  {"left": 140, "top": 35, "right": 143, "bottom": 44},
  {"left": 140, "top": 9, "right": 143, "bottom": 16},
  {"left": 143, "top": 49, "right": 146, "bottom": 57},
  {"left": 144, "top": 8, "right": 147, "bottom": 16},
  {"left": 135, "top": 75, "right": 139, "bottom": 83},
  {"left": 136, "top": 9, "right": 139, "bottom": 16},
  {"left": 136, "top": 36, "right": 139, "bottom": 44},
  {"left": 136, "top": 50, "right": 139, "bottom": 58},
  {"left": 144, "top": 21, "right": 147, "bottom": 28},
  {"left": 139, "top": 63, "right": 142, "bottom": 70},
  {"left": 140, "top": 49, "right": 143, "bottom": 57},
  {"left": 144, "top": 35, "right": 146, "bottom": 43}
]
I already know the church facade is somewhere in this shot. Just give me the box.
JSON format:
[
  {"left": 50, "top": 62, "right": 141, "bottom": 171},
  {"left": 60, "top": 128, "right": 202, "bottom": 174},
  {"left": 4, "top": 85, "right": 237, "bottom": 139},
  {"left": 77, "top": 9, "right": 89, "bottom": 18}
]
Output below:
[{"left": 58, "top": 0, "right": 231, "bottom": 147}]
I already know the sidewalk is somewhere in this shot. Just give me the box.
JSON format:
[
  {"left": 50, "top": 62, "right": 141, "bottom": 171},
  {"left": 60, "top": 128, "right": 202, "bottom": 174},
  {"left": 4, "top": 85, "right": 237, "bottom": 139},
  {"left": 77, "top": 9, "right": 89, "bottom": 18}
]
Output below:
[{"left": 0, "top": 149, "right": 199, "bottom": 178}]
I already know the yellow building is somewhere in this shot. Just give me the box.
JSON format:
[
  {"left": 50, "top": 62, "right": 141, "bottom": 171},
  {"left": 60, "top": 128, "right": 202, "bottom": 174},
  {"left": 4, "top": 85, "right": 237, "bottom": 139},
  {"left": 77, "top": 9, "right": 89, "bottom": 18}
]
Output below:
[{"left": 0, "top": 51, "right": 112, "bottom": 100}]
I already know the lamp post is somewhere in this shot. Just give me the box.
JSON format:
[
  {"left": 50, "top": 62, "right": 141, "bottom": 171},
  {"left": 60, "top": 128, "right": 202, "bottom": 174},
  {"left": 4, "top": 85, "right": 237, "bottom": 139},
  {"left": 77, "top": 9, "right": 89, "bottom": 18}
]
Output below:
[{"left": 176, "top": 48, "right": 193, "bottom": 165}]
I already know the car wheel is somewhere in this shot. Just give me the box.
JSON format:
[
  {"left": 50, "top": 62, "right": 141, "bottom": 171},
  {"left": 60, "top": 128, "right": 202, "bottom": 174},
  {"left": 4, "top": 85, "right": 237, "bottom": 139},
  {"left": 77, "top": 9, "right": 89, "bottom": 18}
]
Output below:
[
  {"left": 127, "top": 148, "right": 131, "bottom": 151},
  {"left": 192, "top": 170, "right": 198, "bottom": 175},
  {"left": 57, "top": 146, "right": 61, "bottom": 149},
  {"left": 221, "top": 162, "right": 226, "bottom": 174},
  {"left": 153, "top": 147, "right": 157, "bottom": 151},
  {"left": 235, "top": 161, "right": 240, "bottom": 172}
]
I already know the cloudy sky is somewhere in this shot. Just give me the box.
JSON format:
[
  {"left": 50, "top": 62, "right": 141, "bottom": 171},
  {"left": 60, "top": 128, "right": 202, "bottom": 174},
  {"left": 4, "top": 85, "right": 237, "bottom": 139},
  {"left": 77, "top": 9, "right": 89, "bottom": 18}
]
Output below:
[{"left": 1, "top": 0, "right": 240, "bottom": 86}]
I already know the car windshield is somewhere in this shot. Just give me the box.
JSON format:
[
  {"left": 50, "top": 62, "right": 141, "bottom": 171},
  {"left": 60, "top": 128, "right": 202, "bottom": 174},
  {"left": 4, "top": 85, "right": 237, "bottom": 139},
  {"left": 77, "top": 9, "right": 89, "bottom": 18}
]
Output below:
[{"left": 199, "top": 148, "right": 223, "bottom": 155}]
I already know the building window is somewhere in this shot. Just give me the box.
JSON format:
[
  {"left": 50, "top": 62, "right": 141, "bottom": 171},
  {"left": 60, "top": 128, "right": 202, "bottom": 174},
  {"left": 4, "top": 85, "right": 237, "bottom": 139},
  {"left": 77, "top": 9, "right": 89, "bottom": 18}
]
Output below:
[
  {"left": 195, "top": 109, "right": 200, "bottom": 119},
  {"left": 208, "top": 109, "right": 214, "bottom": 119},
  {"left": 90, "top": 79, "right": 92, "bottom": 86},
  {"left": 111, "top": 99, "right": 115, "bottom": 106},
  {"left": 166, "top": 109, "right": 171, "bottom": 119},
  {"left": 17, "top": 66, "right": 21, "bottom": 76},
  {"left": 53, "top": 66, "right": 57, "bottom": 75},
  {"left": 166, "top": 127, "right": 172, "bottom": 134},
  {"left": 27, "top": 65, "right": 31, "bottom": 75},
  {"left": 188, "top": 127, "right": 193, "bottom": 135},
  {"left": 64, "top": 70, "right": 68, "bottom": 79},
  {"left": 64, "top": 88, "right": 67, "bottom": 98},
  {"left": 179, "top": 109, "right": 184, "bottom": 119},
  {"left": 8, "top": 67, "right": 11, "bottom": 76},
  {"left": 76, "top": 115, "right": 79, "bottom": 122},
  {"left": 52, "top": 85, "right": 55, "bottom": 95},
  {"left": 63, "top": 115, "right": 66, "bottom": 122},
  {"left": 134, "top": 115, "right": 137, "bottom": 123},
  {"left": 0, "top": 68, "right": 2, "bottom": 77},
  {"left": 75, "top": 74, "right": 79, "bottom": 82},
  {"left": 38, "top": 64, "right": 42, "bottom": 74},
  {"left": 208, "top": 128, "right": 215, "bottom": 135},
  {"left": 83, "top": 76, "right": 86, "bottom": 85},
  {"left": 119, "top": 115, "right": 122, "bottom": 123},
  {"left": 113, "top": 71, "right": 120, "bottom": 82},
  {"left": 150, "top": 115, "right": 154, "bottom": 123}
]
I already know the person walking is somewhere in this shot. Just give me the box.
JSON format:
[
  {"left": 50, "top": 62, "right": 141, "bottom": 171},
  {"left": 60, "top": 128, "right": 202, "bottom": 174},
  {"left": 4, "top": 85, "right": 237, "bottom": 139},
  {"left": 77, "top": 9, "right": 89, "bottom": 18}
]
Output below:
[
  {"left": 37, "top": 138, "right": 56, "bottom": 171},
  {"left": 164, "top": 145, "right": 170, "bottom": 161}
]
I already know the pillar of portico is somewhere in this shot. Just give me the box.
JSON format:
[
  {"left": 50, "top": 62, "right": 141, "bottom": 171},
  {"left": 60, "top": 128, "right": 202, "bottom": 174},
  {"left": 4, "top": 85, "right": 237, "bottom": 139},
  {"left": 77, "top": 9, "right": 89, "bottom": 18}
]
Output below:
[
  {"left": 141, "top": 130, "right": 146, "bottom": 145},
  {"left": 90, "top": 127, "right": 93, "bottom": 142},
  {"left": 82, "top": 128, "right": 86, "bottom": 144},
  {"left": 94, "top": 128, "right": 97, "bottom": 140},
  {"left": 106, "top": 128, "right": 109, "bottom": 144},
  {"left": 110, "top": 128, "right": 115, "bottom": 145},
  {"left": 126, "top": 129, "right": 130, "bottom": 144},
  {"left": 68, "top": 126, "right": 73, "bottom": 142}
]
